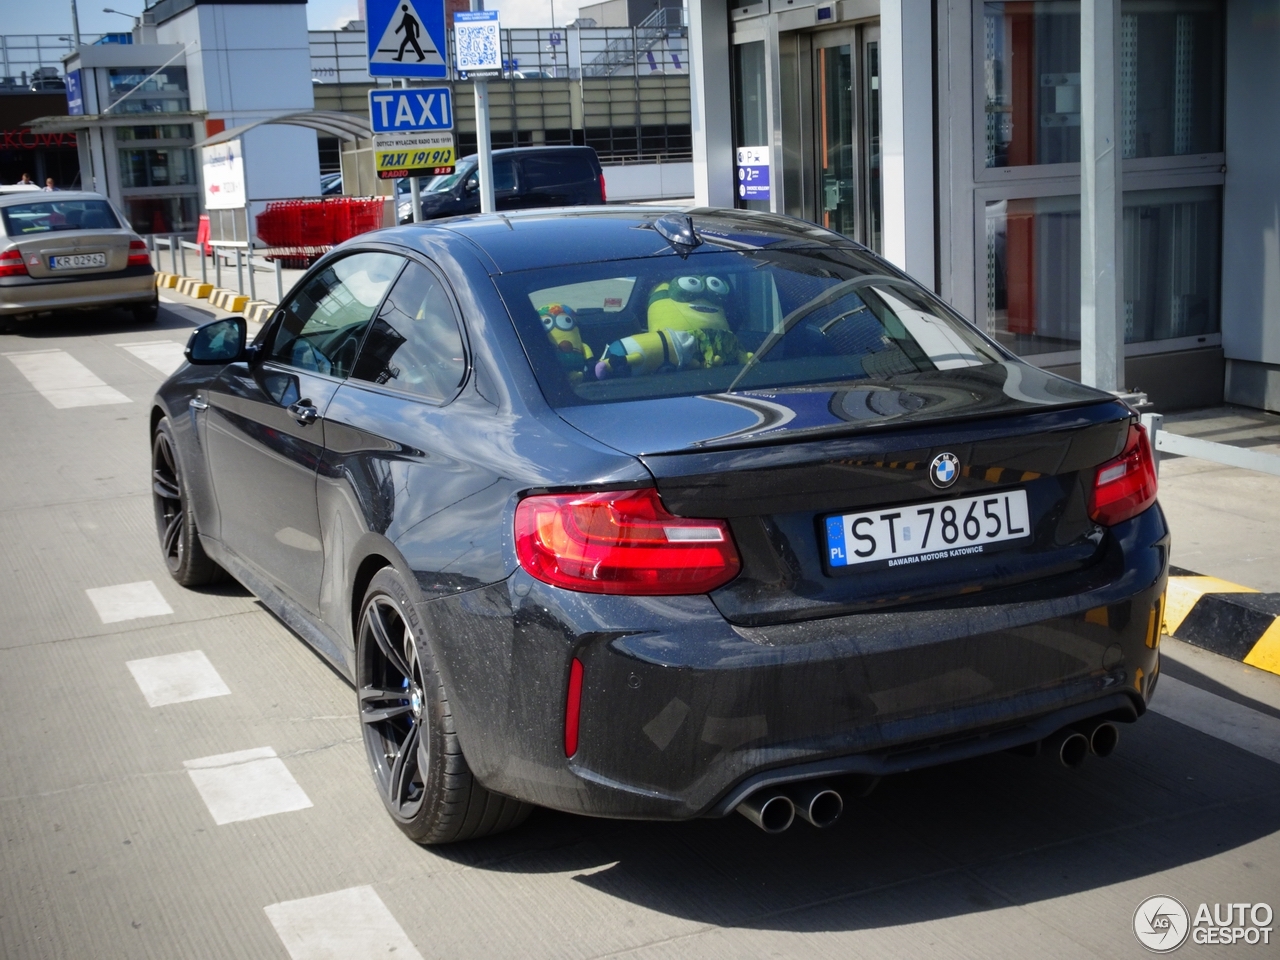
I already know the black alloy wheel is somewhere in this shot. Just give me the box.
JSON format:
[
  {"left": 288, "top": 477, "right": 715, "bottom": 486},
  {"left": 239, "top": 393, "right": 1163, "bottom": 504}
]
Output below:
[
  {"left": 356, "top": 568, "right": 532, "bottom": 844},
  {"left": 151, "top": 417, "right": 223, "bottom": 586}
]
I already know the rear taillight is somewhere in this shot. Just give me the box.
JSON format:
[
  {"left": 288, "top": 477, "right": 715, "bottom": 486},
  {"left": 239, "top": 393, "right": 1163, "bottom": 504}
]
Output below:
[
  {"left": 599, "top": 173, "right": 606, "bottom": 203},
  {"left": 1089, "top": 424, "right": 1157, "bottom": 526},
  {"left": 514, "top": 487, "right": 740, "bottom": 595},
  {"left": 0, "top": 249, "right": 27, "bottom": 278},
  {"left": 127, "top": 239, "right": 151, "bottom": 266}
]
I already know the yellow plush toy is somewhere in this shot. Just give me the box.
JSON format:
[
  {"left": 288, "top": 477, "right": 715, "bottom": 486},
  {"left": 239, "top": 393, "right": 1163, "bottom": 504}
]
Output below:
[
  {"left": 593, "top": 275, "right": 752, "bottom": 379},
  {"left": 539, "top": 303, "right": 594, "bottom": 382}
]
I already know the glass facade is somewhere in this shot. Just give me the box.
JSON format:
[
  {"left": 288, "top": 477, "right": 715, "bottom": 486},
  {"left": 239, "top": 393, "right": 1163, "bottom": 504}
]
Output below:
[
  {"left": 124, "top": 195, "right": 199, "bottom": 234},
  {"left": 985, "top": 186, "right": 1221, "bottom": 355},
  {"left": 106, "top": 66, "right": 190, "bottom": 114},
  {"left": 983, "top": 0, "right": 1224, "bottom": 168},
  {"left": 118, "top": 148, "right": 195, "bottom": 188},
  {"left": 733, "top": 40, "right": 769, "bottom": 213},
  {"left": 115, "top": 125, "right": 198, "bottom": 235}
]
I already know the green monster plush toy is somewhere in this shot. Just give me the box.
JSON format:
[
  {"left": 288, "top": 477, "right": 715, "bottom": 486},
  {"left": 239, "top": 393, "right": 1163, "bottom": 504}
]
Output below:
[
  {"left": 539, "top": 303, "right": 594, "bottom": 382},
  {"left": 593, "top": 275, "right": 752, "bottom": 379}
]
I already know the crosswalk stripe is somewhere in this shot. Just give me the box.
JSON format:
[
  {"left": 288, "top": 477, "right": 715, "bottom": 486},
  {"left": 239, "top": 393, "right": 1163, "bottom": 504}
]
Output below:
[
  {"left": 127, "top": 650, "right": 231, "bottom": 707},
  {"left": 86, "top": 581, "right": 173, "bottom": 624},
  {"left": 119, "top": 340, "right": 187, "bottom": 375},
  {"left": 184, "top": 746, "right": 313, "bottom": 825},
  {"left": 265, "top": 887, "right": 425, "bottom": 960},
  {"left": 4, "top": 349, "right": 131, "bottom": 408}
]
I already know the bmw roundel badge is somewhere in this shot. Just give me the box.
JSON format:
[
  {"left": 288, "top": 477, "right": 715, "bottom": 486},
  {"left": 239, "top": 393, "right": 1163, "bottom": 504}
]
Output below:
[{"left": 930, "top": 452, "right": 960, "bottom": 489}]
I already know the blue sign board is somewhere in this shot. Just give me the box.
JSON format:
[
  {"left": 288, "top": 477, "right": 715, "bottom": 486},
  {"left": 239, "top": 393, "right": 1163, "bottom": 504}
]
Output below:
[
  {"left": 65, "top": 70, "right": 84, "bottom": 116},
  {"left": 736, "top": 146, "right": 770, "bottom": 201},
  {"left": 368, "top": 87, "right": 454, "bottom": 133},
  {"left": 367, "top": 0, "right": 448, "bottom": 79}
]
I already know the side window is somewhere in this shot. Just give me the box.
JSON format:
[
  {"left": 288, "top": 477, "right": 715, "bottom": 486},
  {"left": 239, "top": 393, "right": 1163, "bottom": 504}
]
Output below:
[
  {"left": 522, "top": 155, "right": 591, "bottom": 189},
  {"left": 351, "top": 261, "right": 467, "bottom": 402},
  {"left": 268, "top": 252, "right": 403, "bottom": 378},
  {"left": 493, "top": 159, "right": 517, "bottom": 192}
]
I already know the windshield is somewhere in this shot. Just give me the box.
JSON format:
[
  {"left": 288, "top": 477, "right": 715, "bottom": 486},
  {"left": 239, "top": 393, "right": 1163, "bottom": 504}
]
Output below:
[
  {"left": 2, "top": 199, "right": 120, "bottom": 235},
  {"left": 495, "top": 247, "right": 1003, "bottom": 408}
]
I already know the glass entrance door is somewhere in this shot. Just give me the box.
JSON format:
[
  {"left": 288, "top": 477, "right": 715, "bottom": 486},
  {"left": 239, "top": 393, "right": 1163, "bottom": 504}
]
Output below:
[{"left": 810, "top": 25, "right": 881, "bottom": 251}]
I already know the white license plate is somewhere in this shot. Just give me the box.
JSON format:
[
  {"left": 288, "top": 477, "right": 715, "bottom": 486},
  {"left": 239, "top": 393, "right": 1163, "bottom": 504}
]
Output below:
[
  {"left": 824, "top": 489, "right": 1031, "bottom": 569},
  {"left": 49, "top": 253, "right": 106, "bottom": 270}
]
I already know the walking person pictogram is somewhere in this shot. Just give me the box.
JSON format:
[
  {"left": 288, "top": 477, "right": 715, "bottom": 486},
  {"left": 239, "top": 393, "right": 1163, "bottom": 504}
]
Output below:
[{"left": 394, "top": 5, "right": 426, "bottom": 62}]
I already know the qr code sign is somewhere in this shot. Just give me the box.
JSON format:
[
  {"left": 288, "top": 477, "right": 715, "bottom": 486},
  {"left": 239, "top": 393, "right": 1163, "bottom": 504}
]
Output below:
[{"left": 456, "top": 23, "right": 500, "bottom": 72}]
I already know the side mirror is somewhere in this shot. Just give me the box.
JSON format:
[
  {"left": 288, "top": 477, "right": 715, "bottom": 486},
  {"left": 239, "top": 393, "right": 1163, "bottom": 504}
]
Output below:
[
  {"left": 185, "top": 317, "right": 249, "bottom": 364},
  {"left": 464, "top": 175, "right": 479, "bottom": 194}
]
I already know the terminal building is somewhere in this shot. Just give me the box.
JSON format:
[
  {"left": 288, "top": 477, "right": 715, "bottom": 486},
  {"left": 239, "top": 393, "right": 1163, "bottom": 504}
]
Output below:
[{"left": 686, "top": 0, "right": 1280, "bottom": 412}]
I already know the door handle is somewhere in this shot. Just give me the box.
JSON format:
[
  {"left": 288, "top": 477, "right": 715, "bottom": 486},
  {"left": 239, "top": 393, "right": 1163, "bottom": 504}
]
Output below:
[
  {"left": 188, "top": 397, "right": 208, "bottom": 411},
  {"left": 287, "top": 400, "right": 319, "bottom": 425}
]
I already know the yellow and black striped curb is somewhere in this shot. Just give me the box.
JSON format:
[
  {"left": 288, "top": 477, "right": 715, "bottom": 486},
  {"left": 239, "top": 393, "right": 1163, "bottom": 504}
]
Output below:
[
  {"left": 154, "top": 272, "right": 179, "bottom": 289},
  {"left": 207, "top": 288, "right": 250, "bottom": 312},
  {"left": 1163, "top": 569, "right": 1280, "bottom": 677},
  {"left": 243, "top": 300, "right": 275, "bottom": 325},
  {"left": 176, "top": 276, "right": 213, "bottom": 299}
]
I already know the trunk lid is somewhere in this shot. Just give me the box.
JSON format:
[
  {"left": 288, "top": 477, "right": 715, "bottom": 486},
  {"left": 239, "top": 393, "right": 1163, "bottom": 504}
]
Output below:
[
  {"left": 19, "top": 230, "right": 132, "bottom": 279},
  {"left": 556, "top": 363, "right": 1133, "bottom": 626}
]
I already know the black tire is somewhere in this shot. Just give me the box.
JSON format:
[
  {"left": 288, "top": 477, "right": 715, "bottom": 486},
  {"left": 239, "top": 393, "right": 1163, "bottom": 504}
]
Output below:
[
  {"left": 356, "top": 567, "right": 532, "bottom": 844},
  {"left": 152, "top": 417, "right": 225, "bottom": 586},
  {"left": 133, "top": 298, "right": 159, "bottom": 324}
]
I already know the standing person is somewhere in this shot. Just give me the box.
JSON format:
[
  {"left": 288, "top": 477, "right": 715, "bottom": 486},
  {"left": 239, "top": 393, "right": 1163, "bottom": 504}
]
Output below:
[
  {"left": 43, "top": 177, "right": 56, "bottom": 191},
  {"left": 394, "top": 4, "right": 426, "bottom": 62},
  {"left": 18, "top": 173, "right": 34, "bottom": 185}
]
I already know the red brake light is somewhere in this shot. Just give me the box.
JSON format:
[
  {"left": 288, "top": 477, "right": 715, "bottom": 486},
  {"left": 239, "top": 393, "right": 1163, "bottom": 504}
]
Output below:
[
  {"left": 514, "top": 487, "right": 740, "bottom": 595},
  {"left": 564, "top": 657, "right": 584, "bottom": 757},
  {"left": 127, "top": 239, "right": 151, "bottom": 266},
  {"left": 599, "top": 173, "right": 606, "bottom": 203},
  {"left": 0, "top": 249, "right": 28, "bottom": 278},
  {"left": 1089, "top": 424, "right": 1157, "bottom": 526}
]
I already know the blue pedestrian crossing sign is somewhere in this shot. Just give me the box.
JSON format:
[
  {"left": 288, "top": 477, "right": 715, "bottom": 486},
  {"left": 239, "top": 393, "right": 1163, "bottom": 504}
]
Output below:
[{"left": 367, "top": 0, "right": 447, "bottom": 79}]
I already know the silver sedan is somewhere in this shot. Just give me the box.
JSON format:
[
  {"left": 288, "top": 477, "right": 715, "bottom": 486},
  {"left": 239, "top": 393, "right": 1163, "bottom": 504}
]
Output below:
[{"left": 0, "top": 190, "right": 157, "bottom": 323}]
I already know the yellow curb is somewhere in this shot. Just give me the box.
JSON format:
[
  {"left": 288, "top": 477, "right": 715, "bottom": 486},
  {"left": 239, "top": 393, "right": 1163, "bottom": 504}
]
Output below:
[
  {"left": 1244, "top": 619, "right": 1280, "bottom": 675},
  {"left": 1162, "top": 576, "right": 1258, "bottom": 637},
  {"left": 224, "top": 294, "right": 249, "bottom": 312},
  {"left": 188, "top": 282, "right": 213, "bottom": 299}
]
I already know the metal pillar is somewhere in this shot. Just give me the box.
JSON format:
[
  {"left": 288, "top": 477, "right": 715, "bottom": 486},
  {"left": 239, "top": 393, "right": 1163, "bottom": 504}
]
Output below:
[
  {"left": 235, "top": 249, "right": 244, "bottom": 295},
  {"left": 688, "top": 0, "right": 735, "bottom": 207},
  {"left": 1080, "top": 0, "right": 1125, "bottom": 391},
  {"left": 472, "top": 0, "right": 496, "bottom": 214},
  {"left": 169, "top": 236, "right": 178, "bottom": 274},
  {"left": 200, "top": 244, "right": 207, "bottom": 285},
  {"left": 247, "top": 250, "right": 257, "bottom": 301},
  {"left": 275, "top": 259, "right": 284, "bottom": 303}
]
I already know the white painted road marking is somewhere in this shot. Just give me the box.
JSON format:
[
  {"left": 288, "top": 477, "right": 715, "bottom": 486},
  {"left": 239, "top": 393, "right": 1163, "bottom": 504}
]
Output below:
[
  {"left": 3, "top": 349, "right": 130, "bottom": 408},
  {"left": 126, "top": 650, "right": 231, "bottom": 707},
  {"left": 86, "top": 580, "right": 174, "bottom": 624},
  {"left": 184, "top": 746, "right": 313, "bottom": 825},
  {"left": 1150, "top": 675, "right": 1280, "bottom": 765},
  {"left": 119, "top": 340, "right": 187, "bottom": 375},
  {"left": 265, "top": 886, "right": 425, "bottom": 960}
]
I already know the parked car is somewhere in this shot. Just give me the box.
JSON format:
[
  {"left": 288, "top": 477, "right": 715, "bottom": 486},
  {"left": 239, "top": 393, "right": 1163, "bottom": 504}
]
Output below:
[
  {"left": 320, "top": 172, "right": 343, "bottom": 196},
  {"left": 152, "top": 208, "right": 1166, "bottom": 844},
  {"left": 0, "top": 190, "right": 157, "bottom": 323},
  {"left": 396, "top": 145, "right": 604, "bottom": 223}
]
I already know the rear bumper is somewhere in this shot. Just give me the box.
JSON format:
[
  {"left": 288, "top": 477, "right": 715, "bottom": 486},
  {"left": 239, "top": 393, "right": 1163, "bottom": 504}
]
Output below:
[
  {"left": 0, "top": 267, "right": 156, "bottom": 314},
  {"left": 422, "top": 503, "right": 1168, "bottom": 820}
]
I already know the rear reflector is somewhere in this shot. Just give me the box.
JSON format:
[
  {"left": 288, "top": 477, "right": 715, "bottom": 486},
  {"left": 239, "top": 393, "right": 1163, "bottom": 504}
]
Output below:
[
  {"left": 0, "top": 249, "right": 27, "bottom": 278},
  {"left": 127, "top": 239, "right": 151, "bottom": 266},
  {"left": 599, "top": 173, "right": 607, "bottom": 203},
  {"left": 1089, "top": 424, "right": 1157, "bottom": 526},
  {"left": 514, "top": 487, "right": 740, "bottom": 595},
  {"left": 564, "top": 657, "right": 584, "bottom": 757}
]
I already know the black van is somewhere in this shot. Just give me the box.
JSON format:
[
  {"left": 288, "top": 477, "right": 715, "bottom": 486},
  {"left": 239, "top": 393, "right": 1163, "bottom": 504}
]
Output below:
[{"left": 397, "top": 146, "right": 606, "bottom": 223}]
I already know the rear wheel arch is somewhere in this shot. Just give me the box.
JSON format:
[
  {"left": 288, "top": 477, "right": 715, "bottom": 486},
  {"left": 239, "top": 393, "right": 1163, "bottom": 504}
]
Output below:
[{"left": 351, "top": 553, "right": 394, "bottom": 645}]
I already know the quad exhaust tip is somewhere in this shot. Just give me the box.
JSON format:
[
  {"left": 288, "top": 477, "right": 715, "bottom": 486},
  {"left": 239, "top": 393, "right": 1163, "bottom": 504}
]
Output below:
[
  {"left": 1044, "top": 728, "right": 1090, "bottom": 768},
  {"left": 737, "top": 783, "right": 844, "bottom": 832},
  {"left": 1087, "top": 720, "right": 1120, "bottom": 757}
]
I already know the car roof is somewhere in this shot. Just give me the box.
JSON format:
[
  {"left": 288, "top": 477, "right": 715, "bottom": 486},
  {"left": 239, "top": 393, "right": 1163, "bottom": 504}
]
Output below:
[
  {"left": 381, "top": 206, "right": 861, "bottom": 274},
  {"left": 0, "top": 190, "right": 109, "bottom": 206},
  {"left": 454, "top": 145, "right": 598, "bottom": 165}
]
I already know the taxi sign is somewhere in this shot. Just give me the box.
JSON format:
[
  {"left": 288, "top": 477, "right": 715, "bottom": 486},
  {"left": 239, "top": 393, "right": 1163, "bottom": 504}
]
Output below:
[
  {"left": 368, "top": 87, "right": 453, "bottom": 133},
  {"left": 374, "top": 130, "right": 456, "bottom": 180}
]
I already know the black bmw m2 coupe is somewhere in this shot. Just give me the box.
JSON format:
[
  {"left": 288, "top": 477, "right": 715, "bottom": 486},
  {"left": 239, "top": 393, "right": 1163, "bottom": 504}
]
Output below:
[{"left": 151, "top": 208, "right": 1166, "bottom": 842}]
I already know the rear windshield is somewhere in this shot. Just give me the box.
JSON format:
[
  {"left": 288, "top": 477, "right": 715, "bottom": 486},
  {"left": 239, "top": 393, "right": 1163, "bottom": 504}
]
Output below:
[
  {"left": 495, "top": 247, "right": 1003, "bottom": 407},
  {"left": 1, "top": 199, "right": 120, "bottom": 235}
]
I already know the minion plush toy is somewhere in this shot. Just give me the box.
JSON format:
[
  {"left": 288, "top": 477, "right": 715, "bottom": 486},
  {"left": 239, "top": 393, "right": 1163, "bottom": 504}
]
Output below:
[
  {"left": 539, "top": 303, "right": 594, "bottom": 382},
  {"left": 593, "top": 275, "right": 752, "bottom": 379}
]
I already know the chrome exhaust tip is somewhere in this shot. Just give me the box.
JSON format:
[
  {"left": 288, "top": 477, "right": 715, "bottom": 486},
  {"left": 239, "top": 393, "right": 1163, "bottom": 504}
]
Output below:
[
  {"left": 1088, "top": 721, "right": 1120, "bottom": 757},
  {"left": 787, "top": 782, "right": 844, "bottom": 829},
  {"left": 736, "top": 791, "right": 796, "bottom": 833},
  {"left": 1045, "top": 728, "right": 1090, "bottom": 769}
]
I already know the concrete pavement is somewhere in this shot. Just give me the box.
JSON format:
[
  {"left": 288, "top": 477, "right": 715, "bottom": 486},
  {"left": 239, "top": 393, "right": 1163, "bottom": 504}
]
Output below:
[{"left": 0, "top": 304, "right": 1278, "bottom": 959}]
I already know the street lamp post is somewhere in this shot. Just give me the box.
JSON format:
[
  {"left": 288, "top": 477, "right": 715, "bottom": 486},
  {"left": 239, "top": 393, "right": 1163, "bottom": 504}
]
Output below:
[{"left": 69, "top": 0, "right": 82, "bottom": 46}]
